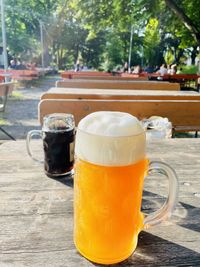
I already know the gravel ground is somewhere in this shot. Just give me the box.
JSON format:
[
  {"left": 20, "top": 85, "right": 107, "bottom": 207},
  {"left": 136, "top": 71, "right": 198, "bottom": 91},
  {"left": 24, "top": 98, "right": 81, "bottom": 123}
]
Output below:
[{"left": 0, "top": 75, "right": 61, "bottom": 140}]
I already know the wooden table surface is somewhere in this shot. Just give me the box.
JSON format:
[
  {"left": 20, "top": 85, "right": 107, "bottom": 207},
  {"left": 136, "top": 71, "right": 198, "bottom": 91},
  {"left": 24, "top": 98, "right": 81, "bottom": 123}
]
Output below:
[
  {"left": 41, "top": 88, "right": 200, "bottom": 101},
  {"left": 0, "top": 139, "right": 200, "bottom": 267}
]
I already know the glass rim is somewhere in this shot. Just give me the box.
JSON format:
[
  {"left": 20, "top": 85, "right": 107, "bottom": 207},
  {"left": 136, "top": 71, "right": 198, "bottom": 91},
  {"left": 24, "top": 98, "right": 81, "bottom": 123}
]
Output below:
[
  {"left": 43, "top": 113, "right": 74, "bottom": 120},
  {"left": 76, "top": 127, "right": 145, "bottom": 138},
  {"left": 43, "top": 113, "right": 75, "bottom": 132}
]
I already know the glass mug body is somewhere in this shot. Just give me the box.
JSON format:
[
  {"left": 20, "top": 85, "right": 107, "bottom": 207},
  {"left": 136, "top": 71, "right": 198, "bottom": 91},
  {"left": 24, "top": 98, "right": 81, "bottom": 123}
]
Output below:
[
  {"left": 26, "top": 113, "right": 75, "bottom": 177},
  {"left": 43, "top": 127, "right": 75, "bottom": 177},
  {"left": 74, "top": 156, "right": 148, "bottom": 264},
  {"left": 74, "top": 112, "right": 178, "bottom": 265}
]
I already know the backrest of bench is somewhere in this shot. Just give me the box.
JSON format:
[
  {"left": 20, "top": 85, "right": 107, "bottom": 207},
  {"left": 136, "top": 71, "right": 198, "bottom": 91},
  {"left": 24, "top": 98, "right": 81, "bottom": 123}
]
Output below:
[
  {"left": 41, "top": 88, "right": 200, "bottom": 101},
  {"left": 56, "top": 79, "right": 180, "bottom": 90},
  {"left": 39, "top": 99, "right": 200, "bottom": 127},
  {"left": 0, "top": 69, "right": 39, "bottom": 81}
]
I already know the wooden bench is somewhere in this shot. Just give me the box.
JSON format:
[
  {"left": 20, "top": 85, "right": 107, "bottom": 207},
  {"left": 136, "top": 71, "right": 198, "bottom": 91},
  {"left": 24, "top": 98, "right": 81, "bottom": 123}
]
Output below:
[
  {"left": 38, "top": 99, "right": 200, "bottom": 135},
  {"left": 56, "top": 79, "right": 180, "bottom": 90},
  {"left": 41, "top": 88, "right": 200, "bottom": 101},
  {"left": 0, "top": 69, "right": 39, "bottom": 81},
  {"left": 0, "top": 82, "right": 15, "bottom": 112},
  {"left": 69, "top": 75, "right": 148, "bottom": 81},
  {"left": 61, "top": 71, "right": 113, "bottom": 79}
]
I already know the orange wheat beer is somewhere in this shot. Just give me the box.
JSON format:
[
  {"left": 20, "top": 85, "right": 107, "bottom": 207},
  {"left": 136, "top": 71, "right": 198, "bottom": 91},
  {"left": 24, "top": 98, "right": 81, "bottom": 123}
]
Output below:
[{"left": 74, "top": 111, "right": 178, "bottom": 264}]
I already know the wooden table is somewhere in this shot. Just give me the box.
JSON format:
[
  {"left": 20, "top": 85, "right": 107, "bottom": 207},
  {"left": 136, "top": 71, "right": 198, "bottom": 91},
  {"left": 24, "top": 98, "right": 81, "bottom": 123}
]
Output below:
[
  {"left": 0, "top": 139, "right": 200, "bottom": 266},
  {"left": 41, "top": 88, "right": 200, "bottom": 100},
  {"left": 149, "top": 74, "right": 200, "bottom": 91},
  {"left": 56, "top": 79, "right": 180, "bottom": 91}
]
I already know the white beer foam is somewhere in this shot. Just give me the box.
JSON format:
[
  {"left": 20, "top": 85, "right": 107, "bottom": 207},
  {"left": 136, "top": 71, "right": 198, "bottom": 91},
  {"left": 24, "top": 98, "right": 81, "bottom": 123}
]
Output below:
[{"left": 75, "top": 111, "right": 146, "bottom": 166}]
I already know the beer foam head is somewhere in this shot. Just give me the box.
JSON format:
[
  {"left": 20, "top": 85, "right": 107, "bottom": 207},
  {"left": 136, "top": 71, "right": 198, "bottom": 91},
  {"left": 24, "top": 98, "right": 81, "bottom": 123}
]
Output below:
[
  {"left": 78, "top": 111, "right": 144, "bottom": 136},
  {"left": 75, "top": 111, "right": 146, "bottom": 166}
]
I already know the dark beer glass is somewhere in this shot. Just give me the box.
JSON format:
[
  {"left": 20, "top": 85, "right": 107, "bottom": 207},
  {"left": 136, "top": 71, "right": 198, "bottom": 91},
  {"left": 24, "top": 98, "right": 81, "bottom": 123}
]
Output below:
[{"left": 26, "top": 113, "right": 75, "bottom": 177}]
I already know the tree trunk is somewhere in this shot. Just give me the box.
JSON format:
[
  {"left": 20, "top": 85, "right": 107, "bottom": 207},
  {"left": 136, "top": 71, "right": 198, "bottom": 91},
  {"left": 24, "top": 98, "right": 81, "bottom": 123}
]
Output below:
[
  {"left": 164, "top": 0, "right": 200, "bottom": 46},
  {"left": 74, "top": 44, "right": 80, "bottom": 62}
]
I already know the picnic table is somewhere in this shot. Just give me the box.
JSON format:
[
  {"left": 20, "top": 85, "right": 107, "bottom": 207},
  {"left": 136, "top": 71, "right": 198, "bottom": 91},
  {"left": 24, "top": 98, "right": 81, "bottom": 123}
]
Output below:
[
  {"left": 0, "top": 139, "right": 199, "bottom": 266},
  {"left": 149, "top": 73, "right": 200, "bottom": 91},
  {"left": 41, "top": 87, "right": 200, "bottom": 100}
]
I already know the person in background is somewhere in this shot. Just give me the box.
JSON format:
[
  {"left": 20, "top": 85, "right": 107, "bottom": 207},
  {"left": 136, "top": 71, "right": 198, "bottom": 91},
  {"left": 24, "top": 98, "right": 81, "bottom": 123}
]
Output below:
[
  {"left": 123, "top": 62, "right": 129, "bottom": 72},
  {"left": 9, "top": 59, "right": 17, "bottom": 69},
  {"left": 15, "top": 60, "right": 27, "bottom": 70},
  {"left": 30, "top": 62, "right": 36, "bottom": 70},
  {"left": 156, "top": 63, "right": 168, "bottom": 76},
  {"left": 144, "top": 65, "right": 154, "bottom": 73},
  {"left": 154, "top": 65, "right": 159, "bottom": 72},
  {"left": 167, "top": 64, "right": 172, "bottom": 73},
  {"left": 132, "top": 65, "right": 142, "bottom": 74},
  {"left": 169, "top": 64, "right": 177, "bottom": 74}
]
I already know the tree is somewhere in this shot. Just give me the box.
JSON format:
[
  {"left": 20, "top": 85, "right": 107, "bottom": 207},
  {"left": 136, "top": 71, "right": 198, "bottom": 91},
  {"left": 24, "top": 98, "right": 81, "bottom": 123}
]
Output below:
[
  {"left": 164, "top": 0, "right": 200, "bottom": 46},
  {"left": 1, "top": 0, "right": 199, "bottom": 70},
  {"left": 143, "top": 18, "right": 162, "bottom": 66}
]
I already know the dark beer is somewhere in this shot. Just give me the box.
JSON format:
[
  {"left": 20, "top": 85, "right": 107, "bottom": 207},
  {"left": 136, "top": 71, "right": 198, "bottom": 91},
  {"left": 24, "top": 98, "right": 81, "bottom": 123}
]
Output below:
[{"left": 43, "top": 128, "right": 75, "bottom": 177}]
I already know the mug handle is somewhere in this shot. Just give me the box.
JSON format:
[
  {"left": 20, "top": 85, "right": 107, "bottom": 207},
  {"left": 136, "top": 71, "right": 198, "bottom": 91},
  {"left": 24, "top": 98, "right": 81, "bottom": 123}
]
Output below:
[
  {"left": 26, "top": 130, "right": 44, "bottom": 163},
  {"left": 143, "top": 161, "right": 178, "bottom": 228}
]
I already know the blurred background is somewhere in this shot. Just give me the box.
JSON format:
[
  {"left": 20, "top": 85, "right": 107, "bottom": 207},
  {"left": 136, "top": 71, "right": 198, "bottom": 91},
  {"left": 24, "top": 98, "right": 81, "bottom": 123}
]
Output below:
[{"left": 0, "top": 0, "right": 199, "bottom": 73}]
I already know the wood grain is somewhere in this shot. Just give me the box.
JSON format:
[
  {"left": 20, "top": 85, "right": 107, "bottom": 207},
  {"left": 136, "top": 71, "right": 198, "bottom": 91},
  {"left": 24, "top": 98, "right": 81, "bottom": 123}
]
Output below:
[
  {"left": 0, "top": 140, "right": 199, "bottom": 267},
  {"left": 71, "top": 76, "right": 148, "bottom": 81},
  {"left": 56, "top": 79, "right": 180, "bottom": 91},
  {"left": 41, "top": 88, "right": 200, "bottom": 101},
  {"left": 38, "top": 99, "right": 200, "bottom": 128}
]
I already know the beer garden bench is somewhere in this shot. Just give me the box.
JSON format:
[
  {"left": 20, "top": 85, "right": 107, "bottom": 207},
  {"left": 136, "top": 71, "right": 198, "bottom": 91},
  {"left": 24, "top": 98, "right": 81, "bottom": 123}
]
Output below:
[
  {"left": 56, "top": 79, "right": 180, "bottom": 91},
  {"left": 39, "top": 97, "right": 200, "bottom": 136},
  {"left": 39, "top": 77, "right": 200, "bottom": 136},
  {"left": 0, "top": 69, "right": 39, "bottom": 81}
]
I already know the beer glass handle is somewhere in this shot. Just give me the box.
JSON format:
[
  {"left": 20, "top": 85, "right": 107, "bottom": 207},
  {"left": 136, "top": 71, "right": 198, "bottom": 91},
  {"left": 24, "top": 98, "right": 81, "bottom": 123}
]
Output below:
[
  {"left": 144, "top": 161, "right": 178, "bottom": 228},
  {"left": 26, "top": 130, "right": 44, "bottom": 163}
]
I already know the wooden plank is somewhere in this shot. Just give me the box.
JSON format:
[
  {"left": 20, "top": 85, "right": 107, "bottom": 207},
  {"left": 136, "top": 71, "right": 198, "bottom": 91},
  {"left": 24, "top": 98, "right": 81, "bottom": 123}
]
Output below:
[
  {"left": 61, "top": 71, "right": 113, "bottom": 79},
  {"left": 41, "top": 88, "right": 200, "bottom": 101},
  {"left": 56, "top": 79, "right": 180, "bottom": 90},
  {"left": 72, "top": 75, "right": 148, "bottom": 80},
  {"left": 38, "top": 99, "right": 200, "bottom": 127},
  {"left": 0, "top": 69, "right": 39, "bottom": 81}
]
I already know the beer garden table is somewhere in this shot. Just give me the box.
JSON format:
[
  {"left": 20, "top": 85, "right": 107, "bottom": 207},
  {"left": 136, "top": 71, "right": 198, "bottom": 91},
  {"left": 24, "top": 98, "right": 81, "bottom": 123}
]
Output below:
[{"left": 0, "top": 139, "right": 200, "bottom": 266}]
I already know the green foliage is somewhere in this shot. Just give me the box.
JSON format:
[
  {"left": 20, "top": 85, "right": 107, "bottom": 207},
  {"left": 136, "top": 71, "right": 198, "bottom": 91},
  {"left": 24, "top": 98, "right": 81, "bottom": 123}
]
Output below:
[
  {"left": 143, "top": 18, "right": 162, "bottom": 66},
  {"left": 10, "top": 91, "right": 24, "bottom": 100},
  {"left": 179, "top": 65, "right": 198, "bottom": 74},
  {"left": 0, "top": 0, "right": 199, "bottom": 70},
  {"left": 0, "top": 118, "right": 7, "bottom": 125},
  {"left": 164, "top": 49, "right": 175, "bottom": 65}
]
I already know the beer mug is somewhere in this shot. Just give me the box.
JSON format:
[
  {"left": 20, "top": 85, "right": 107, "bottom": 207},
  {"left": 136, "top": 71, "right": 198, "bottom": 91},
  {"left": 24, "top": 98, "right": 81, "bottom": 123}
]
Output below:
[
  {"left": 26, "top": 113, "right": 75, "bottom": 177},
  {"left": 74, "top": 111, "right": 178, "bottom": 264}
]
